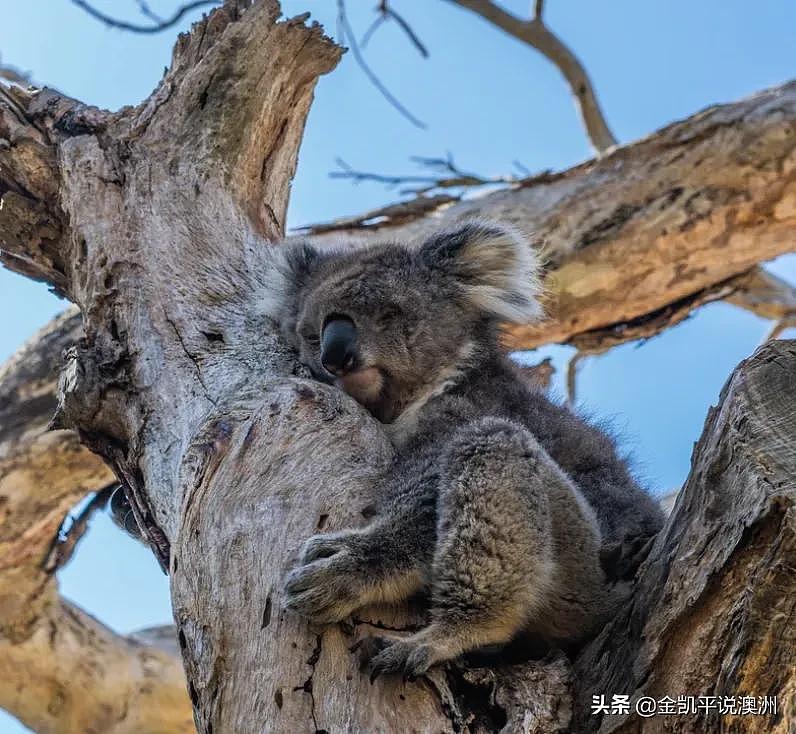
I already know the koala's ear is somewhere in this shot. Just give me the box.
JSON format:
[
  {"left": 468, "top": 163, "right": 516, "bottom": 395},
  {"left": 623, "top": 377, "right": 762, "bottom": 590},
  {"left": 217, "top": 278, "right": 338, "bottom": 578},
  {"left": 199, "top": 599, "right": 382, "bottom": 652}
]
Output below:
[
  {"left": 258, "top": 240, "right": 323, "bottom": 320},
  {"left": 418, "top": 221, "right": 542, "bottom": 323}
]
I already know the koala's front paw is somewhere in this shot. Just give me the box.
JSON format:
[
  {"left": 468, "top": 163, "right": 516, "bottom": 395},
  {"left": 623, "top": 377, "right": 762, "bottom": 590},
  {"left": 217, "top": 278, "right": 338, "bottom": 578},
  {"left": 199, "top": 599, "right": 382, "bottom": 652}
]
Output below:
[
  {"left": 299, "top": 531, "right": 357, "bottom": 564},
  {"left": 357, "top": 635, "right": 436, "bottom": 682},
  {"left": 283, "top": 531, "right": 367, "bottom": 624}
]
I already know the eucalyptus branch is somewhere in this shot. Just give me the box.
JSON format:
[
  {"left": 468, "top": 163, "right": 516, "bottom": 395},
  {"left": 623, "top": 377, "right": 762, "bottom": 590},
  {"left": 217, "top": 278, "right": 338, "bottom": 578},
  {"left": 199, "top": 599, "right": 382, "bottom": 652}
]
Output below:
[{"left": 445, "top": 0, "right": 617, "bottom": 153}]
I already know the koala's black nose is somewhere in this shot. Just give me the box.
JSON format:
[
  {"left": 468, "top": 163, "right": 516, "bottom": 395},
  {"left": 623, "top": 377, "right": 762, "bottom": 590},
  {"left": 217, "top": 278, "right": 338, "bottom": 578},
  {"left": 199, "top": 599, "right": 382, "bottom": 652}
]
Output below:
[{"left": 320, "top": 316, "right": 358, "bottom": 376}]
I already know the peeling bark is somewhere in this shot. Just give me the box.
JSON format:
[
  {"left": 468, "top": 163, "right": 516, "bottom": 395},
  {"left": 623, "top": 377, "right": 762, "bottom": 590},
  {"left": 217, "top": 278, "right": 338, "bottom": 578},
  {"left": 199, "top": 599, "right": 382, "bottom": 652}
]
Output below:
[{"left": 0, "top": 1, "right": 794, "bottom": 732}]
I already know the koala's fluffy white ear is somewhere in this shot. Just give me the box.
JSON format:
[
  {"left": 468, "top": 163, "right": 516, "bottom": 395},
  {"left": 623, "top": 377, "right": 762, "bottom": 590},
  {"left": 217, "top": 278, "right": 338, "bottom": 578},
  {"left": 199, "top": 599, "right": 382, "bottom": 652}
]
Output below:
[
  {"left": 257, "top": 241, "right": 322, "bottom": 320},
  {"left": 418, "top": 221, "right": 542, "bottom": 323}
]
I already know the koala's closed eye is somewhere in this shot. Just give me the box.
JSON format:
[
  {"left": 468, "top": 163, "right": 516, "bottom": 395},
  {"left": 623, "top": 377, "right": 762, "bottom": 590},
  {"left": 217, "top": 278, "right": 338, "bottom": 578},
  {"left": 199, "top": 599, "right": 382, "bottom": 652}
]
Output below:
[
  {"left": 376, "top": 306, "right": 400, "bottom": 328},
  {"left": 299, "top": 326, "right": 320, "bottom": 346}
]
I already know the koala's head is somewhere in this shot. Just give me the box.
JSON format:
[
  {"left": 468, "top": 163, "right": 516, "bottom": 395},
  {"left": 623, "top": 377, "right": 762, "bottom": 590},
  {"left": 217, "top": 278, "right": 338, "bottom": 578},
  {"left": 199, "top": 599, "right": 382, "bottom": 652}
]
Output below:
[{"left": 266, "top": 222, "right": 541, "bottom": 422}]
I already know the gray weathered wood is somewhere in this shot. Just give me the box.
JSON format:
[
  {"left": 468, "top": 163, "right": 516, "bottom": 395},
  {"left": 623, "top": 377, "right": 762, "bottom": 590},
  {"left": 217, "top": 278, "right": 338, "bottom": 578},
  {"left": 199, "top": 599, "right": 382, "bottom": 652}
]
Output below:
[{"left": 575, "top": 339, "right": 796, "bottom": 733}]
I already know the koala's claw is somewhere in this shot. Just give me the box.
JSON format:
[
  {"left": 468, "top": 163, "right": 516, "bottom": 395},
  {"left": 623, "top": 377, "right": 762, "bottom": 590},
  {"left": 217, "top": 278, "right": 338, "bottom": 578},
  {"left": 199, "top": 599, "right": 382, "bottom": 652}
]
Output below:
[
  {"left": 284, "top": 529, "right": 372, "bottom": 623},
  {"left": 284, "top": 548, "right": 363, "bottom": 624},
  {"left": 284, "top": 591, "right": 350, "bottom": 625},
  {"left": 300, "top": 531, "right": 359, "bottom": 564},
  {"left": 357, "top": 635, "right": 435, "bottom": 683}
]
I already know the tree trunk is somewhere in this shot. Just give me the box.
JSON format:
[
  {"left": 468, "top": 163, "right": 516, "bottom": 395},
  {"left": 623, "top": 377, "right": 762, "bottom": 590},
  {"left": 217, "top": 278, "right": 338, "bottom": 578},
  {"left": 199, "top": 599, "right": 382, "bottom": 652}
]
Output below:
[
  {"left": 575, "top": 339, "right": 796, "bottom": 733},
  {"left": 0, "top": 1, "right": 793, "bottom": 732}
]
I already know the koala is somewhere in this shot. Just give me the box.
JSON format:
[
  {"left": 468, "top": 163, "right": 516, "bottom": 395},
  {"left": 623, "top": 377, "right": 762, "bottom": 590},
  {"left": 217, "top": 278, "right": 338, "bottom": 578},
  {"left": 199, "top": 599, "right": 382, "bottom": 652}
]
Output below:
[{"left": 272, "top": 222, "right": 664, "bottom": 680}]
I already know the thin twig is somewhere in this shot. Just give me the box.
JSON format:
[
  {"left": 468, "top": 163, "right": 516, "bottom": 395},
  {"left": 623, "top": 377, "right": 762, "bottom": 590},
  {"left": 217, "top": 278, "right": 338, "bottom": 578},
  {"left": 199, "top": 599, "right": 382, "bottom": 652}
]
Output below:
[
  {"left": 566, "top": 351, "right": 586, "bottom": 406},
  {"left": 69, "top": 0, "right": 219, "bottom": 33},
  {"left": 135, "top": 0, "right": 164, "bottom": 23},
  {"left": 381, "top": 1, "right": 429, "bottom": 57},
  {"left": 360, "top": 14, "right": 387, "bottom": 48},
  {"left": 445, "top": 0, "right": 617, "bottom": 153},
  {"left": 361, "top": 1, "right": 429, "bottom": 57},
  {"left": 512, "top": 159, "right": 532, "bottom": 176},
  {"left": 331, "top": 153, "right": 527, "bottom": 195},
  {"left": 337, "top": 0, "right": 426, "bottom": 128},
  {"left": 332, "top": 157, "right": 440, "bottom": 190}
]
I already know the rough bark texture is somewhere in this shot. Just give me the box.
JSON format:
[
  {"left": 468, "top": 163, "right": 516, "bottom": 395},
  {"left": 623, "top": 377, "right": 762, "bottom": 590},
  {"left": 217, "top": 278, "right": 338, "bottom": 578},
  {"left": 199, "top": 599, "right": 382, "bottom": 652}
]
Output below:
[
  {"left": 0, "top": 1, "right": 794, "bottom": 732},
  {"left": 0, "top": 309, "right": 193, "bottom": 734},
  {"left": 577, "top": 339, "right": 796, "bottom": 733}
]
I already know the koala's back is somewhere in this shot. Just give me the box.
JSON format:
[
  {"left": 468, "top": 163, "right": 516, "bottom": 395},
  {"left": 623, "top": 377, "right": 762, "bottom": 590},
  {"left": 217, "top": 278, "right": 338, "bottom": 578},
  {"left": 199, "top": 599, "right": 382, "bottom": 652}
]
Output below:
[{"left": 395, "top": 351, "right": 664, "bottom": 551}]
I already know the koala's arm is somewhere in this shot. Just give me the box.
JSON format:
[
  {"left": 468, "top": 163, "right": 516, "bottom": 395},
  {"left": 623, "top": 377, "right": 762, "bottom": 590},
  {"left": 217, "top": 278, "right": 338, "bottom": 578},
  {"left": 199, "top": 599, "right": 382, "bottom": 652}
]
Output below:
[
  {"left": 363, "top": 417, "right": 611, "bottom": 680},
  {"left": 283, "top": 454, "right": 439, "bottom": 624},
  {"left": 285, "top": 415, "right": 613, "bottom": 682}
]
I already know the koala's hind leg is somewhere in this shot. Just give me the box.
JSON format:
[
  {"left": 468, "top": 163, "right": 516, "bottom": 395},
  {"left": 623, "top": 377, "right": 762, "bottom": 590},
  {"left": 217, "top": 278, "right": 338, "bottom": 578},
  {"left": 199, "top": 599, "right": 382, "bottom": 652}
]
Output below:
[{"left": 366, "top": 417, "right": 563, "bottom": 680}]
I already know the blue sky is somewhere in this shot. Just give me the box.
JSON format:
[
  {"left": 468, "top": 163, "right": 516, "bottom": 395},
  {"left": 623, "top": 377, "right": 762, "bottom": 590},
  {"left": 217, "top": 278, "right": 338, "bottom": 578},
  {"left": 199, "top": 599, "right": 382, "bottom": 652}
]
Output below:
[{"left": 1, "top": 2, "right": 794, "bottom": 731}]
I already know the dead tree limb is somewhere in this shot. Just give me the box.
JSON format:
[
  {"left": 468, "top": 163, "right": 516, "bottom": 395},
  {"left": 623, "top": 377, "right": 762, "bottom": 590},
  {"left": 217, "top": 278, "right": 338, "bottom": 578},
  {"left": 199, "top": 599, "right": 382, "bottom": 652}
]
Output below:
[
  {"left": 562, "top": 266, "right": 796, "bottom": 403},
  {"left": 304, "top": 80, "right": 796, "bottom": 352},
  {"left": 0, "top": 309, "right": 193, "bottom": 734}
]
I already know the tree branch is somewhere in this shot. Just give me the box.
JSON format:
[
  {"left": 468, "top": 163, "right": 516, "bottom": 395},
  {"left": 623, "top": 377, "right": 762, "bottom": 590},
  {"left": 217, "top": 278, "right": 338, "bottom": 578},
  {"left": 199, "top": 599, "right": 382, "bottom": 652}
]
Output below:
[
  {"left": 361, "top": 1, "right": 429, "bottom": 58},
  {"left": 296, "top": 192, "right": 460, "bottom": 234},
  {"left": 445, "top": 0, "right": 617, "bottom": 153},
  {"left": 724, "top": 266, "right": 796, "bottom": 325},
  {"left": 1, "top": 2, "right": 794, "bottom": 730},
  {"left": 330, "top": 153, "right": 537, "bottom": 195},
  {"left": 0, "top": 4, "right": 567, "bottom": 729},
  {"left": 0, "top": 599, "right": 194, "bottom": 734},
  {"left": 336, "top": 0, "right": 426, "bottom": 128},
  {"left": 0, "top": 309, "right": 192, "bottom": 734},
  {"left": 42, "top": 483, "right": 116, "bottom": 573},
  {"left": 69, "top": 0, "right": 220, "bottom": 34},
  {"left": 574, "top": 339, "right": 796, "bottom": 731},
  {"left": 562, "top": 264, "right": 796, "bottom": 405},
  {"left": 303, "top": 81, "right": 796, "bottom": 352}
]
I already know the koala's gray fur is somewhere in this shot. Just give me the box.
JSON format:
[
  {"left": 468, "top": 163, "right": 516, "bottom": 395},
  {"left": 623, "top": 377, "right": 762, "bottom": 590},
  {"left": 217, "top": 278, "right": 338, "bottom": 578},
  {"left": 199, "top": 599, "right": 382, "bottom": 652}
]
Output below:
[{"left": 272, "top": 222, "right": 664, "bottom": 680}]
